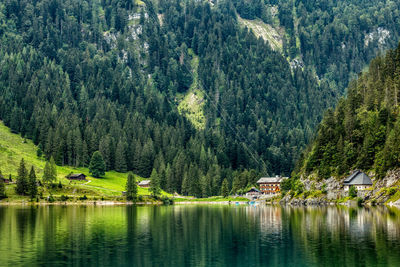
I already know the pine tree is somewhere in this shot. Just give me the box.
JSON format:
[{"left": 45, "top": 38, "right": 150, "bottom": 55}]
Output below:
[
  {"left": 50, "top": 156, "right": 57, "bottom": 181},
  {"left": 126, "top": 172, "right": 137, "bottom": 201},
  {"left": 28, "top": 166, "right": 38, "bottom": 200},
  {"left": 149, "top": 168, "right": 161, "bottom": 197},
  {"left": 221, "top": 178, "right": 229, "bottom": 198},
  {"left": 43, "top": 160, "right": 56, "bottom": 184},
  {"left": 115, "top": 140, "right": 127, "bottom": 172},
  {"left": 89, "top": 151, "right": 106, "bottom": 178},
  {"left": 0, "top": 173, "right": 6, "bottom": 199},
  {"left": 16, "top": 158, "right": 28, "bottom": 195}
]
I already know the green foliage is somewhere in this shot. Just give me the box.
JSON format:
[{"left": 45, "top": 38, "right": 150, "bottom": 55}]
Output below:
[
  {"left": 221, "top": 179, "right": 230, "bottom": 198},
  {"left": 89, "top": 151, "right": 106, "bottom": 178},
  {"left": 43, "top": 157, "right": 57, "bottom": 184},
  {"left": 28, "top": 166, "right": 38, "bottom": 200},
  {"left": 0, "top": 177, "right": 6, "bottom": 199},
  {"left": 298, "top": 43, "right": 400, "bottom": 179},
  {"left": 349, "top": 186, "right": 358, "bottom": 198},
  {"left": 126, "top": 172, "right": 137, "bottom": 201},
  {"left": 149, "top": 169, "right": 161, "bottom": 197},
  {"left": 16, "top": 158, "right": 28, "bottom": 195}
]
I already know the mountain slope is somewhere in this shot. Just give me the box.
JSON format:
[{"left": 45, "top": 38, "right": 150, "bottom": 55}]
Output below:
[
  {"left": 294, "top": 43, "right": 400, "bottom": 180},
  {"left": 0, "top": 120, "right": 149, "bottom": 196}
]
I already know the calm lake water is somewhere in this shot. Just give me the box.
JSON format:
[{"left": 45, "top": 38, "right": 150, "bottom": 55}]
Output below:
[{"left": 1, "top": 204, "right": 400, "bottom": 267}]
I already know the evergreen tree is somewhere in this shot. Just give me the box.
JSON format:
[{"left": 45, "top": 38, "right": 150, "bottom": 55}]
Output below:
[
  {"left": 50, "top": 156, "right": 57, "bottom": 181},
  {"left": 43, "top": 160, "right": 56, "bottom": 184},
  {"left": 89, "top": 151, "right": 106, "bottom": 178},
  {"left": 16, "top": 158, "right": 28, "bottom": 195},
  {"left": 115, "top": 140, "right": 127, "bottom": 172},
  {"left": 149, "top": 168, "right": 161, "bottom": 197},
  {"left": 126, "top": 172, "right": 137, "bottom": 201},
  {"left": 0, "top": 174, "right": 6, "bottom": 199},
  {"left": 28, "top": 166, "right": 38, "bottom": 200},
  {"left": 221, "top": 178, "right": 229, "bottom": 198}
]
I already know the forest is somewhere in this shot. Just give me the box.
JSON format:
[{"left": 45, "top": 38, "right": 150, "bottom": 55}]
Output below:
[
  {"left": 1, "top": 0, "right": 400, "bottom": 196},
  {"left": 295, "top": 43, "right": 400, "bottom": 181}
]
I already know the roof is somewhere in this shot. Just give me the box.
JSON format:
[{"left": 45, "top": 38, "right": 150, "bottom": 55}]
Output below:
[
  {"left": 344, "top": 171, "right": 372, "bottom": 186},
  {"left": 246, "top": 187, "right": 261, "bottom": 193},
  {"left": 138, "top": 180, "right": 151, "bottom": 186},
  {"left": 69, "top": 173, "right": 86, "bottom": 178},
  {"left": 257, "top": 176, "right": 287, "bottom": 184}
]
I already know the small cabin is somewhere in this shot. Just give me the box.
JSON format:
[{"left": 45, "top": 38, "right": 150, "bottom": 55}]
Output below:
[
  {"left": 343, "top": 170, "right": 372, "bottom": 191},
  {"left": 246, "top": 187, "right": 262, "bottom": 196},
  {"left": 138, "top": 180, "right": 151, "bottom": 188},
  {"left": 67, "top": 173, "right": 87, "bottom": 181},
  {"left": 0, "top": 173, "right": 11, "bottom": 184}
]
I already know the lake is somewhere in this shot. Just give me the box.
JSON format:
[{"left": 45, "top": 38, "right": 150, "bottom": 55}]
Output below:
[{"left": 1, "top": 204, "right": 400, "bottom": 267}]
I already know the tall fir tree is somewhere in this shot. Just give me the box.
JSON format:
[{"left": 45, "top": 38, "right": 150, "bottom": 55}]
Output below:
[
  {"left": 126, "top": 172, "right": 137, "bottom": 201},
  {"left": 89, "top": 151, "right": 106, "bottom": 178},
  {"left": 43, "top": 160, "right": 56, "bottom": 184},
  {"left": 149, "top": 168, "right": 161, "bottom": 197},
  {"left": 0, "top": 172, "right": 6, "bottom": 199},
  {"left": 28, "top": 166, "right": 38, "bottom": 200},
  {"left": 115, "top": 140, "right": 127, "bottom": 173},
  {"left": 220, "top": 178, "right": 229, "bottom": 198},
  {"left": 16, "top": 158, "right": 28, "bottom": 195}
]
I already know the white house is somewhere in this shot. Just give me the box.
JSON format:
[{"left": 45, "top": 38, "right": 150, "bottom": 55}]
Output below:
[{"left": 343, "top": 170, "right": 372, "bottom": 191}]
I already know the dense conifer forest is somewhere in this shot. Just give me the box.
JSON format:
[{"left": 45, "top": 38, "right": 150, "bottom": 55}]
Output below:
[
  {"left": 1, "top": 0, "right": 400, "bottom": 195},
  {"left": 295, "top": 43, "right": 400, "bottom": 180}
]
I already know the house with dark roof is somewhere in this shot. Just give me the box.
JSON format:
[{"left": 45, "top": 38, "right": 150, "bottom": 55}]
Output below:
[
  {"left": 257, "top": 176, "right": 288, "bottom": 194},
  {"left": 343, "top": 170, "right": 372, "bottom": 192},
  {"left": 138, "top": 180, "right": 151, "bottom": 188},
  {"left": 67, "top": 173, "right": 87, "bottom": 181},
  {"left": 245, "top": 187, "right": 261, "bottom": 196}
]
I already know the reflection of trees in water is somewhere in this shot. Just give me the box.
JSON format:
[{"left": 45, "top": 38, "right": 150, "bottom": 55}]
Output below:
[
  {"left": 277, "top": 206, "right": 400, "bottom": 266},
  {"left": 1, "top": 205, "right": 400, "bottom": 266}
]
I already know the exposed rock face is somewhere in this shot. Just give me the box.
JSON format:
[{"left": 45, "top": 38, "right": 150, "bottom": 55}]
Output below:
[{"left": 281, "top": 169, "right": 400, "bottom": 206}]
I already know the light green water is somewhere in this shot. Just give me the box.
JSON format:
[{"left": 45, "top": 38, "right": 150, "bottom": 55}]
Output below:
[{"left": 1, "top": 205, "right": 400, "bottom": 266}]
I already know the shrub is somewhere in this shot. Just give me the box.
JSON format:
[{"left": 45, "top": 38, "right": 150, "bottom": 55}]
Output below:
[
  {"left": 357, "top": 197, "right": 364, "bottom": 206},
  {"left": 321, "top": 184, "right": 327, "bottom": 194},
  {"left": 47, "top": 194, "right": 55, "bottom": 203},
  {"left": 349, "top": 186, "right": 357, "bottom": 198},
  {"left": 79, "top": 195, "right": 88, "bottom": 200},
  {"left": 387, "top": 188, "right": 397, "bottom": 196},
  {"left": 60, "top": 195, "right": 69, "bottom": 201}
]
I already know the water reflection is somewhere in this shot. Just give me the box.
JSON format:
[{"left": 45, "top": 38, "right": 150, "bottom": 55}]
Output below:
[{"left": 0, "top": 205, "right": 400, "bottom": 267}]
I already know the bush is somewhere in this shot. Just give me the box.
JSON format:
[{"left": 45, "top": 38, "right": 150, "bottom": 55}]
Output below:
[
  {"left": 161, "top": 196, "right": 174, "bottom": 205},
  {"left": 387, "top": 187, "right": 397, "bottom": 196},
  {"left": 47, "top": 194, "right": 55, "bottom": 203},
  {"left": 349, "top": 186, "right": 357, "bottom": 198},
  {"left": 321, "top": 184, "right": 327, "bottom": 194},
  {"left": 357, "top": 197, "right": 364, "bottom": 206},
  {"left": 371, "top": 199, "right": 377, "bottom": 206},
  {"left": 79, "top": 195, "right": 88, "bottom": 200},
  {"left": 60, "top": 195, "right": 69, "bottom": 201}
]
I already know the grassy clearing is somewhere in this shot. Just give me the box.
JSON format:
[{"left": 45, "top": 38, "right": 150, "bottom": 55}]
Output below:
[
  {"left": 177, "top": 50, "right": 206, "bottom": 130},
  {"left": 0, "top": 121, "right": 172, "bottom": 202},
  {"left": 237, "top": 16, "right": 283, "bottom": 52}
]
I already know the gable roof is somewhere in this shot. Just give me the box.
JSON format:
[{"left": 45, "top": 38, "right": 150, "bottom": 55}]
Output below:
[
  {"left": 246, "top": 187, "right": 261, "bottom": 193},
  {"left": 138, "top": 180, "right": 151, "bottom": 186},
  {"left": 257, "top": 176, "right": 287, "bottom": 184},
  {"left": 69, "top": 173, "right": 86, "bottom": 178},
  {"left": 344, "top": 171, "right": 372, "bottom": 186}
]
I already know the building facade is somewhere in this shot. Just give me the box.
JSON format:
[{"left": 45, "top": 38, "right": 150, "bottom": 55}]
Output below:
[
  {"left": 343, "top": 170, "right": 372, "bottom": 192},
  {"left": 257, "top": 176, "right": 287, "bottom": 195}
]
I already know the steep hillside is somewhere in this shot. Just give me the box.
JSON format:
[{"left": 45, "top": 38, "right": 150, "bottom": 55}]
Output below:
[
  {"left": 2, "top": 0, "right": 400, "bottom": 197},
  {"left": 0, "top": 121, "right": 152, "bottom": 197},
  {"left": 295, "top": 43, "right": 400, "bottom": 180}
]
